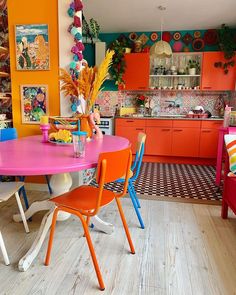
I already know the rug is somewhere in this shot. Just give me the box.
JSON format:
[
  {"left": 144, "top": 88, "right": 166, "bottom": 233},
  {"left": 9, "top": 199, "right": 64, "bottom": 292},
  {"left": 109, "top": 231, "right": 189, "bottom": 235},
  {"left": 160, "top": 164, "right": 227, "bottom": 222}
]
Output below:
[{"left": 95, "top": 163, "right": 222, "bottom": 202}]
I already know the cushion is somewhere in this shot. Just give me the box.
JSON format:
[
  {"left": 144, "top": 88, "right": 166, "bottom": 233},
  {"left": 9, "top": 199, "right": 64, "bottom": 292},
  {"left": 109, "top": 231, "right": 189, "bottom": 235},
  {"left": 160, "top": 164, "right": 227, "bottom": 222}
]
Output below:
[{"left": 224, "top": 134, "right": 236, "bottom": 176}]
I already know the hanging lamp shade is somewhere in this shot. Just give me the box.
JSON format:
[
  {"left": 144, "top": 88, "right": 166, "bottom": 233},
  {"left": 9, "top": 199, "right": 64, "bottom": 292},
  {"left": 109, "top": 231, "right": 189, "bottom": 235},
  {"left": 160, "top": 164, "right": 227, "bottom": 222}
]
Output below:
[{"left": 150, "top": 40, "right": 172, "bottom": 58}]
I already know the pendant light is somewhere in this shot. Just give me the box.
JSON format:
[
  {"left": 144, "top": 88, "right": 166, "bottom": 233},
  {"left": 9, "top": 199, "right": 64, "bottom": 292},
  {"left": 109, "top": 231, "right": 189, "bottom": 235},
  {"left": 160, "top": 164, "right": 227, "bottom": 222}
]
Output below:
[{"left": 150, "top": 6, "right": 172, "bottom": 58}]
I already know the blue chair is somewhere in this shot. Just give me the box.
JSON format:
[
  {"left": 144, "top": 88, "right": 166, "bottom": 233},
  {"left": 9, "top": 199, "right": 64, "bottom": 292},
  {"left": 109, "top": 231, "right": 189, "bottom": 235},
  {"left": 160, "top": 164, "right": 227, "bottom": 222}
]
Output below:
[
  {"left": 0, "top": 128, "right": 52, "bottom": 209},
  {"left": 116, "top": 132, "right": 146, "bottom": 229}
]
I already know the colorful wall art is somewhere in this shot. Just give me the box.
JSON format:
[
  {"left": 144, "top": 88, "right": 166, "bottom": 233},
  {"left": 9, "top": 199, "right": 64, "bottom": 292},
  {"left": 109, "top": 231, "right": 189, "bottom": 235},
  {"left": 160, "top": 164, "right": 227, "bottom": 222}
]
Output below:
[
  {"left": 15, "top": 24, "right": 50, "bottom": 70},
  {"left": 20, "top": 85, "right": 49, "bottom": 124}
]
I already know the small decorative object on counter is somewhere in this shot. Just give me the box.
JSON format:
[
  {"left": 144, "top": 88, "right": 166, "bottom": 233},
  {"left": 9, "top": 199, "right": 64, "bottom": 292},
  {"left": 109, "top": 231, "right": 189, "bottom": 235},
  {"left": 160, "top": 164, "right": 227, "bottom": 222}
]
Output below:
[
  {"left": 223, "top": 105, "right": 232, "bottom": 127},
  {"left": 40, "top": 115, "right": 50, "bottom": 143},
  {"left": 89, "top": 109, "right": 103, "bottom": 139}
]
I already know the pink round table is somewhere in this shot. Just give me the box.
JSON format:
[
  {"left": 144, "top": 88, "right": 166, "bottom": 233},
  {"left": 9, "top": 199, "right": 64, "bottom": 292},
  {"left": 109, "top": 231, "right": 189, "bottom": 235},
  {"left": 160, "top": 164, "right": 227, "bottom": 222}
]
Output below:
[{"left": 0, "top": 135, "right": 129, "bottom": 271}]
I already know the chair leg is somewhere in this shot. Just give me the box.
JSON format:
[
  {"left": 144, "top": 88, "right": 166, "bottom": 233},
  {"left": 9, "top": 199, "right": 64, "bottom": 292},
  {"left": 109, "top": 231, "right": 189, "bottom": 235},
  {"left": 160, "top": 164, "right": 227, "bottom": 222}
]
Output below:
[
  {"left": 128, "top": 186, "right": 145, "bottom": 229},
  {"left": 45, "top": 207, "right": 105, "bottom": 291},
  {"left": 130, "top": 182, "right": 141, "bottom": 208},
  {"left": 45, "top": 175, "right": 52, "bottom": 195},
  {"left": 221, "top": 199, "right": 228, "bottom": 219},
  {"left": 14, "top": 191, "right": 29, "bottom": 233},
  {"left": 0, "top": 231, "right": 10, "bottom": 265},
  {"left": 115, "top": 197, "right": 135, "bottom": 254},
  {"left": 78, "top": 213, "right": 105, "bottom": 291},
  {"left": 18, "top": 176, "right": 29, "bottom": 209}
]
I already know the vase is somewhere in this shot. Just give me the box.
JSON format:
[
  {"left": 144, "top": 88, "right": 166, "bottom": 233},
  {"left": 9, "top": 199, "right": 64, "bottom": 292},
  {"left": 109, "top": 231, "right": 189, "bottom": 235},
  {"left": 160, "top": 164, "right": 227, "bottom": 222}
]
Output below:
[
  {"left": 189, "top": 68, "right": 196, "bottom": 75},
  {"left": 137, "top": 105, "right": 146, "bottom": 116},
  {"left": 79, "top": 115, "right": 93, "bottom": 138}
]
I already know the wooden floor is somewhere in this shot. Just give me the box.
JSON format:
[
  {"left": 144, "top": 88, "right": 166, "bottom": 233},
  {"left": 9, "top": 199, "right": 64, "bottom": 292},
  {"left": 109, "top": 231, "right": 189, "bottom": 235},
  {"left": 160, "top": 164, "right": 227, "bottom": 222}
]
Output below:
[{"left": 0, "top": 191, "right": 236, "bottom": 295}]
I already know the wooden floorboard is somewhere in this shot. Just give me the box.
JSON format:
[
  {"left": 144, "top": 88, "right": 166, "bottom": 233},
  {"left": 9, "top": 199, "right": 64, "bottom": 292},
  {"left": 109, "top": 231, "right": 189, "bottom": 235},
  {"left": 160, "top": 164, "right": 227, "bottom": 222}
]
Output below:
[{"left": 0, "top": 191, "right": 235, "bottom": 295}]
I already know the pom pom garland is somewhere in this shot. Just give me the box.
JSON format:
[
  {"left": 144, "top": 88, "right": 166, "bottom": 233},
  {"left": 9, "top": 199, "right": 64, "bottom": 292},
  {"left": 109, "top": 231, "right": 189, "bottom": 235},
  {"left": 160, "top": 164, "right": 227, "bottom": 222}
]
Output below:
[{"left": 67, "top": 1, "right": 85, "bottom": 91}]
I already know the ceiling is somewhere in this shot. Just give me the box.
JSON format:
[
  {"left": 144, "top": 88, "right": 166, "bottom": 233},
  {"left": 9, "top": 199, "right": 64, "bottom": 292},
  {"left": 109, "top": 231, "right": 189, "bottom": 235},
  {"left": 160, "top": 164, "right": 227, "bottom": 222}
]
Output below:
[{"left": 83, "top": 0, "right": 236, "bottom": 33}]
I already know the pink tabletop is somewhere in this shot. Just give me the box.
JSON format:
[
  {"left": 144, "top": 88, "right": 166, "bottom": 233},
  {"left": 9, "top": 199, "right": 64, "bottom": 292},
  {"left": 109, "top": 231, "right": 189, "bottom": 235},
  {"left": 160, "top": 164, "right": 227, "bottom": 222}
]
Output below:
[{"left": 0, "top": 135, "right": 130, "bottom": 176}]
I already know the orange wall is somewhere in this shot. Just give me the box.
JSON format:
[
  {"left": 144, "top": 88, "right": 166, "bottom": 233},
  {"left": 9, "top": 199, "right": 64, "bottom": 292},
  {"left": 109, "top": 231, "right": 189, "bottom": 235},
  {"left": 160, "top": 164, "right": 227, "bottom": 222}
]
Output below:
[{"left": 7, "top": 0, "right": 60, "bottom": 137}]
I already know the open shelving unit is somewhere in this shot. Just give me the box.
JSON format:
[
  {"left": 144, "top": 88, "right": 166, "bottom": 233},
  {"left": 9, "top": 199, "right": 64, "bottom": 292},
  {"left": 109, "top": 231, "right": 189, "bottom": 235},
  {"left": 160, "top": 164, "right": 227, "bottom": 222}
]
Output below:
[{"left": 149, "top": 52, "right": 202, "bottom": 90}]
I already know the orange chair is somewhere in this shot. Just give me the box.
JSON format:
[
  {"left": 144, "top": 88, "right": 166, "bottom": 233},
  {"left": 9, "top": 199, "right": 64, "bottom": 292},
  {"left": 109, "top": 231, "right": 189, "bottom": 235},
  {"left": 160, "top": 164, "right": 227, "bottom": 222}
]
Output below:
[{"left": 45, "top": 147, "right": 135, "bottom": 291}]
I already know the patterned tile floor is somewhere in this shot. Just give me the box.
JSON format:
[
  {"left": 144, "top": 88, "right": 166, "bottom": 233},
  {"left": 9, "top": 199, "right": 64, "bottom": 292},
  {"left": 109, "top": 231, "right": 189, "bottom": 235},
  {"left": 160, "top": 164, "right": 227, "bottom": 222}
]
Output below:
[{"left": 101, "top": 163, "right": 222, "bottom": 202}]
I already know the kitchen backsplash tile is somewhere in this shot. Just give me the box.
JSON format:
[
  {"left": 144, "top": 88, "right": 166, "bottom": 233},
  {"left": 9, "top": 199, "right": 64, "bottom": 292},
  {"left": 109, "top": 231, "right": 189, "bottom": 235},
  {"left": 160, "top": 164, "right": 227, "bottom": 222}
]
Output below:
[{"left": 96, "top": 90, "right": 235, "bottom": 117}]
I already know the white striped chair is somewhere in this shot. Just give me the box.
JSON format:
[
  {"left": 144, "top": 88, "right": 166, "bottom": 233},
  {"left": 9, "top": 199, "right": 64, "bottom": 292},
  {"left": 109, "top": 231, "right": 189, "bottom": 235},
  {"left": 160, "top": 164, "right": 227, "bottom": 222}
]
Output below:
[{"left": 0, "top": 182, "right": 29, "bottom": 265}]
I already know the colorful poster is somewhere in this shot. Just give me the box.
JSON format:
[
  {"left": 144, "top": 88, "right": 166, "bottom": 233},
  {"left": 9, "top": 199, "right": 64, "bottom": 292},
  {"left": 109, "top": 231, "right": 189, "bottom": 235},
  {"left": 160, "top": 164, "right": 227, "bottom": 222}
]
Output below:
[
  {"left": 15, "top": 24, "right": 50, "bottom": 70},
  {"left": 20, "top": 85, "right": 49, "bottom": 124}
]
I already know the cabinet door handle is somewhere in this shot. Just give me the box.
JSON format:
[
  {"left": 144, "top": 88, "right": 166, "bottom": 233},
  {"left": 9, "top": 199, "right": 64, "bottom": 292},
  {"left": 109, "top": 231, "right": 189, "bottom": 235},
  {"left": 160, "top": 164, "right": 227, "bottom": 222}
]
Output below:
[
  {"left": 126, "top": 120, "right": 134, "bottom": 123},
  {"left": 202, "top": 130, "right": 211, "bottom": 133},
  {"left": 173, "top": 129, "right": 183, "bottom": 132},
  {"left": 203, "top": 86, "right": 212, "bottom": 89},
  {"left": 161, "top": 129, "right": 171, "bottom": 131},
  {"left": 136, "top": 128, "right": 144, "bottom": 131},
  {"left": 138, "top": 86, "right": 146, "bottom": 89}
]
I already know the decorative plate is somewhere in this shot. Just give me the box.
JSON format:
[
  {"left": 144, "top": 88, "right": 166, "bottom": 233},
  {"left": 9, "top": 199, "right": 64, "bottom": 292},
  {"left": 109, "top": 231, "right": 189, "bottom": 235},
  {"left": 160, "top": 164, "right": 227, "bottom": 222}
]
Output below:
[
  {"left": 150, "top": 32, "right": 158, "bottom": 42},
  {"left": 48, "top": 139, "right": 73, "bottom": 145},
  {"left": 162, "top": 31, "right": 172, "bottom": 42},
  {"left": 192, "top": 38, "right": 204, "bottom": 51},
  {"left": 129, "top": 32, "right": 138, "bottom": 41},
  {"left": 203, "top": 29, "right": 218, "bottom": 45},
  {"left": 182, "top": 33, "right": 193, "bottom": 45},
  {"left": 194, "top": 31, "right": 201, "bottom": 38},
  {"left": 173, "top": 32, "right": 181, "bottom": 41},
  {"left": 137, "top": 33, "right": 149, "bottom": 45},
  {"left": 173, "top": 41, "right": 183, "bottom": 52}
]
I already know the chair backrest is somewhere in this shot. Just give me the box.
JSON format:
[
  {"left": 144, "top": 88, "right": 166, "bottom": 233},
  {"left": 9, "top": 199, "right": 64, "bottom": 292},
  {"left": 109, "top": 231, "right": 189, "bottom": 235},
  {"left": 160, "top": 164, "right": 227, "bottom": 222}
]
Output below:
[
  {"left": 0, "top": 128, "right": 18, "bottom": 142},
  {"left": 131, "top": 132, "right": 146, "bottom": 172},
  {"left": 90, "top": 147, "right": 132, "bottom": 215},
  {"left": 96, "top": 147, "right": 132, "bottom": 184}
]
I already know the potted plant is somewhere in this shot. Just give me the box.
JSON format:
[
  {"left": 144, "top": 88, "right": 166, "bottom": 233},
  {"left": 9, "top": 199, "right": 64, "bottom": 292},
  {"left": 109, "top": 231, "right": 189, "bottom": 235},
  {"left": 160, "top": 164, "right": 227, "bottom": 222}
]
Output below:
[
  {"left": 187, "top": 59, "right": 200, "bottom": 75},
  {"left": 109, "top": 40, "right": 127, "bottom": 86}
]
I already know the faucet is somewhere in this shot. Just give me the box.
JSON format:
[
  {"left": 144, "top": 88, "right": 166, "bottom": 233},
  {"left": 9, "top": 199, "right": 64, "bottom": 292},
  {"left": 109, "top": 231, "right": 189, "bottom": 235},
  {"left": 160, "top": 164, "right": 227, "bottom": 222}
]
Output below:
[{"left": 165, "top": 100, "right": 180, "bottom": 108}]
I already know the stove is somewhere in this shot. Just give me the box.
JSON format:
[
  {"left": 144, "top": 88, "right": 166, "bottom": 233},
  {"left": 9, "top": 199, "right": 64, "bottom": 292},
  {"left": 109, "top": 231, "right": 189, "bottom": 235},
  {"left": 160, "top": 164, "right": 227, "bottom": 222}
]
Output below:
[{"left": 96, "top": 116, "right": 114, "bottom": 135}]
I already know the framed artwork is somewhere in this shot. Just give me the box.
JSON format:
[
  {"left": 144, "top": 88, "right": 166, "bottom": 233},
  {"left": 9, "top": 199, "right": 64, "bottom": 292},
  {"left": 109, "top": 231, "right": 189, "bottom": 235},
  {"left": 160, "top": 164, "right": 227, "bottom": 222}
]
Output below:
[
  {"left": 15, "top": 24, "right": 50, "bottom": 70},
  {"left": 20, "top": 85, "right": 49, "bottom": 124}
]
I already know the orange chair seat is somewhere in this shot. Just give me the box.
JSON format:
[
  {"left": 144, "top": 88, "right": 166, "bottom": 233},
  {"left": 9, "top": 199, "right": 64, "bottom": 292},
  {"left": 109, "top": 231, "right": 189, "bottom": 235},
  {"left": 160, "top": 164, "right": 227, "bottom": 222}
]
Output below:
[{"left": 50, "top": 185, "right": 115, "bottom": 212}]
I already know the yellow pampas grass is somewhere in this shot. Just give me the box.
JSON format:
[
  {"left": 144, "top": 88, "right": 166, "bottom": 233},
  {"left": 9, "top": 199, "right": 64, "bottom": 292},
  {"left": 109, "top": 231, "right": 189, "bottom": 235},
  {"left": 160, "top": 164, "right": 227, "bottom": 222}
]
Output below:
[
  {"left": 59, "top": 49, "right": 114, "bottom": 114},
  {"left": 87, "top": 49, "right": 114, "bottom": 112},
  {"left": 59, "top": 68, "right": 78, "bottom": 97}
]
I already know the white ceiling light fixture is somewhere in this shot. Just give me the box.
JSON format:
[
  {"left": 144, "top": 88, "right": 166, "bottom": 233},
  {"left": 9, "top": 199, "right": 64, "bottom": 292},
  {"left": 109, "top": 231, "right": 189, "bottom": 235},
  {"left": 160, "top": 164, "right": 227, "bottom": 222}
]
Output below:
[{"left": 150, "top": 5, "right": 172, "bottom": 58}]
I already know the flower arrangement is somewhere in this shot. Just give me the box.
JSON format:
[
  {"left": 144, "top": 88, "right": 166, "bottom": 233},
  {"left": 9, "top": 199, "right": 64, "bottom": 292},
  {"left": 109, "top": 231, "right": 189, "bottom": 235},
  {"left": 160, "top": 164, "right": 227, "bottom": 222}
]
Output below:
[
  {"left": 136, "top": 94, "right": 147, "bottom": 106},
  {"left": 59, "top": 49, "right": 114, "bottom": 115}
]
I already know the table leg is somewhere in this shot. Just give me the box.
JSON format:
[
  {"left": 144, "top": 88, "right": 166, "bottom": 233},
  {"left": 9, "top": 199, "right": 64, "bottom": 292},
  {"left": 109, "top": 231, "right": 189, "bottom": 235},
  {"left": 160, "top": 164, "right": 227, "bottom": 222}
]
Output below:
[
  {"left": 18, "top": 208, "right": 54, "bottom": 271},
  {"left": 91, "top": 216, "right": 114, "bottom": 235}
]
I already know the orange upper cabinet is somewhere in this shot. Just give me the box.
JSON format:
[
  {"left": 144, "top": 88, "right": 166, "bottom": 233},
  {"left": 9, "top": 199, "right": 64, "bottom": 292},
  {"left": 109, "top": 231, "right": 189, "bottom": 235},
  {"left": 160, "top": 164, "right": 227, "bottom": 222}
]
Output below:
[
  {"left": 201, "top": 52, "right": 236, "bottom": 91},
  {"left": 122, "top": 53, "right": 150, "bottom": 90}
]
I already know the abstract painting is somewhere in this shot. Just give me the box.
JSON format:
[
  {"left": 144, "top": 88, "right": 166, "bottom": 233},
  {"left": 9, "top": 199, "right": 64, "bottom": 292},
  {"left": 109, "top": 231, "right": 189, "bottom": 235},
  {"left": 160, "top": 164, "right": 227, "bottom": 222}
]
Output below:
[
  {"left": 20, "top": 85, "right": 49, "bottom": 124},
  {"left": 15, "top": 24, "right": 50, "bottom": 70}
]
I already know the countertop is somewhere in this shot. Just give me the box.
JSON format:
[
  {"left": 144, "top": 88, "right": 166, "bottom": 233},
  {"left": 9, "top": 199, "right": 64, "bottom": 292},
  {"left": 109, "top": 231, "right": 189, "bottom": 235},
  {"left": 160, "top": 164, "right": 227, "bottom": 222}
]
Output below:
[{"left": 115, "top": 115, "right": 223, "bottom": 121}]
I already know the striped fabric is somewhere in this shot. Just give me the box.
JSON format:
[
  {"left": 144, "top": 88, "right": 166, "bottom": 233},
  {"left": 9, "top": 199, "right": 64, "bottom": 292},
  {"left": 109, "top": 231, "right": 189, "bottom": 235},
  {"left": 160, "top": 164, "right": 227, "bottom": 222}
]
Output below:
[{"left": 224, "top": 135, "right": 236, "bottom": 176}]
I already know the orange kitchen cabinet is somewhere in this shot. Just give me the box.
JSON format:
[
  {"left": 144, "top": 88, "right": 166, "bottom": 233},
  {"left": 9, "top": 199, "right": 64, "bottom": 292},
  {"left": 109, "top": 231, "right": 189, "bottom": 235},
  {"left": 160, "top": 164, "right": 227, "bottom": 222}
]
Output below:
[
  {"left": 199, "top": 120, "right": 223, "bottom": 158},
  {"left": 115, "top": 119, "right": 145, "bottom": 154},
  {"left": 145, "top": 120, "right": 172, "bottom": 156},
  {"left": 201, "top": 52, "right": 236, "bottom": 91},
  {"left": 146, "top": 127, "right": 172, "bottom": 155},
  {"left": 122, "top": 53, "right": 150, "bottom": 90},
  {"left": 172, "top": 128, "right": 200, "bottom": 157}
]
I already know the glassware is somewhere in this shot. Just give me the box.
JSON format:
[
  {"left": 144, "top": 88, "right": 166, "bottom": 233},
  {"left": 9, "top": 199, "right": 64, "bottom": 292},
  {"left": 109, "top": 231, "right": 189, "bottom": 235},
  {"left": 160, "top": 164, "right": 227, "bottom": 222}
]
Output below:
[{"left": 72, "top": 131, "right": 87, "bottom": 158}]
